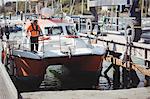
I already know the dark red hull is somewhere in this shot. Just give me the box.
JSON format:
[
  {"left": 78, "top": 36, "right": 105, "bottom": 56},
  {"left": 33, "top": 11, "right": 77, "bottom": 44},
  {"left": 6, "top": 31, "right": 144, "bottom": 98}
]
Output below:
[
  {"left": 14, "top": 55, "right": 103, "bottom": 77},
  {"left": 12, "top": 54, "right": 104, "bottom": 90}
]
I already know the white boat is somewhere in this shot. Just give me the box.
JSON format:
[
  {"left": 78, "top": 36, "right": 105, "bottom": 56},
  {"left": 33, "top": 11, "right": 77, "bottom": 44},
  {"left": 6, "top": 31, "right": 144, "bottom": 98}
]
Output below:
[{"left": 2, "top": 13, "right": 106, "bottom": 90}]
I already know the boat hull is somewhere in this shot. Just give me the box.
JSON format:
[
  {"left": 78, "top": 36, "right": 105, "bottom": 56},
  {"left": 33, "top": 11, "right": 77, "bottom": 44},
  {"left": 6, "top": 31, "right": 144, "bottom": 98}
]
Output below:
[
  {"left": 12, "top": 54, "right": 104, "bottom": 90},
  {"left": 14, "top": 54, "right": 103, "bottom": 76}
]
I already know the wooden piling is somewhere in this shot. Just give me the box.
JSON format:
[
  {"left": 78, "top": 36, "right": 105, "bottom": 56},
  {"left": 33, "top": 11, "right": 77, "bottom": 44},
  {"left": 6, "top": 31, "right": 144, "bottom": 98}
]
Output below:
[
  {"left": 109, "top": 51, "right": 121, "bottom": 89},
  {"left": 145, "top": 74, "right": 150, "bottom": 87},
  {"left": 129, "top": 69, "right": 140, "bottom": 88},
  {"left": 113, "top": 64, "right": 120, "bottom": 89},
  {"left": 122, "top": 67, "right": 129, "bottom": 88}
]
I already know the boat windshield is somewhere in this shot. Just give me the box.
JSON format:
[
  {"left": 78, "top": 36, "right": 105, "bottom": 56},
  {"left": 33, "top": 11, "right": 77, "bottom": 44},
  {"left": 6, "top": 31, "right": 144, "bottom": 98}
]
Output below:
[{"left": 45, "top": 26, "right": 63, "bottom": 35}]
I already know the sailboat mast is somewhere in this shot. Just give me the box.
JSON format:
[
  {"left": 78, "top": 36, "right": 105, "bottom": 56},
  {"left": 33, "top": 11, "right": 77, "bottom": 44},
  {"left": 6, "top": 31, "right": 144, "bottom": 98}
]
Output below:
[
  {"left": 60, "top": 0, "right": 63, "bottom": 12},
  {"left": 16, "top": 0, "right": 18, "bottom": 15},
  {"left": 141, "top": 0, "right": 144, "bottom": 17},
  {"left": 81, "top": 0, "right": 84, "bottom": 14},
  {"left": 70, "top": 0, "right": 76, "bottom": 15},
  {"left": 52, "top": 0, "right": 54, "bottom": 9},
  {"left": 25, "top": 0, "right": 28, "bottom": 14}
]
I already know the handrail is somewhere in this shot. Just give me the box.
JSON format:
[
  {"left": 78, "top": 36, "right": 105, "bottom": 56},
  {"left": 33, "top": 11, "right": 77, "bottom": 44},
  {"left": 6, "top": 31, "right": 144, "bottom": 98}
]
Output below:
[
  {"left": 10, "top": 35, "right": 78, "bottom": 57},
  {"left": 79, "top": 34, "right": 150, "bottom": 63}
]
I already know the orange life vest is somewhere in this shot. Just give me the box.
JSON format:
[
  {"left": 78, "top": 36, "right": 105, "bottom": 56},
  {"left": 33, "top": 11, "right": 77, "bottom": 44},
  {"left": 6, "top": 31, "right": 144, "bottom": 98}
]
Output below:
[{"left": 27, "top": 23, "right": 41, "bottom": 37}]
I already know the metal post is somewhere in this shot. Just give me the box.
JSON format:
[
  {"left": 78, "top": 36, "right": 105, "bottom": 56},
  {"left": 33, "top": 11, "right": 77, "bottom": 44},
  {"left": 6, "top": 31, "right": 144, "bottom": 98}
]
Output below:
[
  {"left": 60, "top": 0, "right": 63, "bottom": 12},
  {"left": 128, "top": 36, "right": 140, "bottom": 88},
  {"left": 122, "top": 36, "right": 129, "bottom": 89},
  {"left": 141, "top": 0, "right": 144, "bottom": 17},
  {"left": 81, "top": 0, "right": 84, "bottom": 14},
  {"left": 9, "top": 12, "right": 11, "bottom": 20},
  {"left": 16, "top": 0, "right": 18, "bottom": 15},
  {"left": 2, "top": 0, "right": 6, "bottom": 26},
  {"left": 29, "top": 0, "right": 32, "bottom": 13},
  {"left": 52, "top": 0, "right": 54, "bottom": 9},
  {"left": 25, "top": 0, "right": 27, "bottom": 14},
  {"left": 130, "top": 0, "right": 142, "bottom": 42},
  {"left": 129, "top": 36, "right": 132, "bottom": 81},
  {"left": 113, "top": 58, "right": 120, "bottom": 89},
  {"left": 21, "top": 11, "right": 23, "bottom": 20},
  {"left": 145, "top": 49, "right": 148, "bottom": 66},
  {"left": 116, "top": 5, "right": 119, "bottom": 31}
]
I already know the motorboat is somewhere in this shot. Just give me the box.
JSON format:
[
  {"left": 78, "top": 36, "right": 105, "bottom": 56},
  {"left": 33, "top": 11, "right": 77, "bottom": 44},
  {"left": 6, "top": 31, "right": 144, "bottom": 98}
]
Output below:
[{"left": 2, "top": 12, "right": 106, "bottom": 91}]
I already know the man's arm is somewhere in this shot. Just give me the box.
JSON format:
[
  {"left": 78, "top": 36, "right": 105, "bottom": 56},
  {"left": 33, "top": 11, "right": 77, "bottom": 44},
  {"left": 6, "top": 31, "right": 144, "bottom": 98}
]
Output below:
[{"left": 26, "top": 25, "right": 31, "bottom": 37}]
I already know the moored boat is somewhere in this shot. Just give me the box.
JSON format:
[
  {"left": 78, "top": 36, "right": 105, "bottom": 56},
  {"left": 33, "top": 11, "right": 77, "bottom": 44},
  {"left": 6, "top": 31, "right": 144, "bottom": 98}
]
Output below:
[{"left": 2, "top": 13, "right": 106, "bottom": 91}]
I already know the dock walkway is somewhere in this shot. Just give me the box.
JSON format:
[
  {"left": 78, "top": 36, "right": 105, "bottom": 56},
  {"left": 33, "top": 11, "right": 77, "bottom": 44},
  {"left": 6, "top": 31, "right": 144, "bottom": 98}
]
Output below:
[
  {"left": 0, "top": 63, "right": 18, "bottom": 99},
  {"left": 21, "top": 87, "right": 150, "bottom": 99},
  {"left": 0, "top": 42, "right": 18, "bottom": 99}
]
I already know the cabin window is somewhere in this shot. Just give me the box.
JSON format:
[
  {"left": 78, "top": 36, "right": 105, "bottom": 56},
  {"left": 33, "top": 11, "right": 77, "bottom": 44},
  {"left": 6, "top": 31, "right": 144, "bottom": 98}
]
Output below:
[
  {"left": 66, "top": 26, "right": 76, "bottom": 35},
  {"left": 45, "top": 26, "right": 63, "bottom": 35}
]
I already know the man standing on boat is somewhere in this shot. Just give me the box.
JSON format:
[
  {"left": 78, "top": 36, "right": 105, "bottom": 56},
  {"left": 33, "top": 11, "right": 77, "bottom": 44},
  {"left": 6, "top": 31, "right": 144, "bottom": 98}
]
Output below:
[{"left": 27, "top": 20, "right": 42, "bottom": 51}]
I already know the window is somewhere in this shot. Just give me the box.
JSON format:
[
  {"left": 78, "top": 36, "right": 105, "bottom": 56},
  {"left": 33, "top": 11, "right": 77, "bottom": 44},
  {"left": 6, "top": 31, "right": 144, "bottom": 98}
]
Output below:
[
  {"left": 45, "top": 26, "right": 63, "bottom": 35},
  {"left": 66, "top": 26, "right": 76, "bottom": 35}
]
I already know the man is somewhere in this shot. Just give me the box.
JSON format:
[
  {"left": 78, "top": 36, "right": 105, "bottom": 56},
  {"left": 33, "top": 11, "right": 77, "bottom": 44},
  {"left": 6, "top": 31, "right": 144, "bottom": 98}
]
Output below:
[
  {"left": 5, "top": 25, "right": 10, "bottom": 40},
  {"left": 0, "top": 26, "right": 4, "bottom": 41},
  {"left": 27, "top": 20, "right": 42, "bottom": 51}
]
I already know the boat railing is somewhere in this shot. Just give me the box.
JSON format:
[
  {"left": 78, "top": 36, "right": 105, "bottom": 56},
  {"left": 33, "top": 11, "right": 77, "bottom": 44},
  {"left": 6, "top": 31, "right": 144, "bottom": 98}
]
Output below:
[
  {"left": 100, "top": 17, "right": 150, "bottom": 31},
  {"left": 39, "top": 35, "right": 77, "bottom": 54},
  {"left": 11, "top": 35, "right": 78, "bottom": 56},
  {"left": 11, "top": 36, "right": 30, "bottom": 51},
  {"left": 77, "top": 16, "right": 137, "bottom": 34},
  {"left": 99, "top": 17, "right": 136, "bottom": 31}
]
